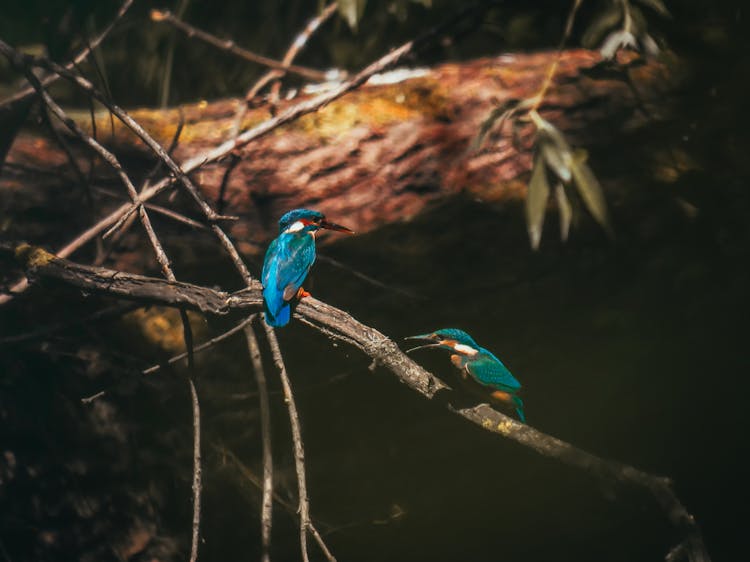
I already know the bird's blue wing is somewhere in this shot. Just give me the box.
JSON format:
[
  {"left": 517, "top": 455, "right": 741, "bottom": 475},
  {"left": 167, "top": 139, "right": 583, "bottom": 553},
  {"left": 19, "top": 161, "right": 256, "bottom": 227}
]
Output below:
[
  {"left": 466, "top": 350, "right": 521, "bottom": 392},
  {"left": 261, "top": 233, "right": 316, "bottom": 326}
]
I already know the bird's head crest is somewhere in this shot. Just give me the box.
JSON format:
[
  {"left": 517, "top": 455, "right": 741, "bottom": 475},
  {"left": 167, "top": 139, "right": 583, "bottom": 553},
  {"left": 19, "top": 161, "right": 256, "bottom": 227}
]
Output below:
[{"left": 278, "top": 209, "right": 354, "bottom": 235}]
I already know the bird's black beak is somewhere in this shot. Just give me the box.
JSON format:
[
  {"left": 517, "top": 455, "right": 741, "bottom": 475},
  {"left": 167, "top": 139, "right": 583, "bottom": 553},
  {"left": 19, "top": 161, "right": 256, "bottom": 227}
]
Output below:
[
  {"left": 320, "top": 219, "right": 354, "bottom": 234},
  {"left": 404, "top": 333, "right": 441, "bottom": 353}
]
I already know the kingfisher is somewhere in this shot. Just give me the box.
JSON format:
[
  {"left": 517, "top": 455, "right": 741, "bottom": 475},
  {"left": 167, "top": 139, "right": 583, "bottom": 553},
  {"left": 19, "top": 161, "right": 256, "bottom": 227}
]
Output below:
[
  {"left": 406, "top": 328, "right": 526, "bottom": 422},
  {"left": 261, "top": 209, "right": 354, "bottom": 327}
]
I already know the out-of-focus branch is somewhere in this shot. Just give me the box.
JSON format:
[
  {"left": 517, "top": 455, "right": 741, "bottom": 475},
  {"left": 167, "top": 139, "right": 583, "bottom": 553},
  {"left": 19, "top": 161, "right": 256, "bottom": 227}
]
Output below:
[
  {"left": 1, "top": 54, "right": 207, "bottom": 560},
  {"left": 0, "top": 3, "right": 484, "bottom": 305},
  {"left": 0, "top": 0, "right": 134, "bottom": 110},
  {"left": 4, "top": 244, "right": 710, "bottom": 562},
  {"left": 150, "top": 9, "right": 328, "bottom": 82}
]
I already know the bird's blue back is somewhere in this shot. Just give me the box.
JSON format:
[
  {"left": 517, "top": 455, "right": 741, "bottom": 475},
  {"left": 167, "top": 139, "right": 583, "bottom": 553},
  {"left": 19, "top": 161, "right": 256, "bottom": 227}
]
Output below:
[
  {"left": 464, "top": 347, "right": 521, "bottom": 392},
  {"left": 465, "top": 348, "right": 525, "bottom": 421},
  {"left": 261, "top": 231, "right": 316, "bottom": 327}
]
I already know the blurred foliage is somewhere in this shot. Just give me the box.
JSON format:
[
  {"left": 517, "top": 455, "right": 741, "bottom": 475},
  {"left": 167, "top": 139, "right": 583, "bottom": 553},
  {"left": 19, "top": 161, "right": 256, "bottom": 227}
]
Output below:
[
  {"left": 526, "top": 112, "right": 612, "bottom": 249},
  {"left": 582, "top": 0, "right": 669, "bottom": 59},
  {"left": 0, "top": 0, "right": 580, "bottom": 106}
]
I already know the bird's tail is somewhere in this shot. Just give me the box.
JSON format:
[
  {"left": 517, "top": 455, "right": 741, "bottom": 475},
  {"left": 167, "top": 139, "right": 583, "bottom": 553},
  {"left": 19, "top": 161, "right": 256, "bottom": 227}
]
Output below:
[
  {"left": 512, "top": 395, "right": 526, "bottom": 423},
  {"left": 264, "top": 300, "right": 291, "bottom": 327}
]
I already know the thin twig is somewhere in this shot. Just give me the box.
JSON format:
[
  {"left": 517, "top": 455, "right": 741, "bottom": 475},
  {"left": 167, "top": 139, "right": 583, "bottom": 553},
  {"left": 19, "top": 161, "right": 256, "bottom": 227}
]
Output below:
[
  {"left": 150, "top": 9, "right": 328, "bottom": 82},
  {"left": 159, "top": 0, "right": 191, "bottom": 108},
  {"left": 0, "top": 0, "right": 133, "bottom": 109},
  {"left": 263, "top": 326, "right": 339, "bottom": 562},
  {"left": 0, "top": 40, "right": 255, "bottom": 291},
  {"left": 0, "top": 46, "right": 232, "bottom": 224},
  {"left": 0, "top": 302, "right": 136, "bottom": 346},
  {"left": 11, "top": 60, "right": 177, "bottom": 284},
  {"left": 230, "top": 2, "right": 340, "bottom": 137},
  {"left": 39, "top": 106, "right": 94, "bottom": 210},
  {"left": 0, "top": 4, "right": 476, "bottom": 304},
  {"left": 2, "top": 53, "right": 206, "bottom": 562},
  {"left": 143, "top": 315, "right": 255, "bottom": 374},
  {"left": 213, "top": 444, "right": 297, "bottom": 515},
  {"left": 142, "top": 107, "right": 186, "bottom": 188},
  {"left": 316, "top": 254, "right": 421, "bottom": 299},
  {"left": 81, "top": 390, "right": 106, "bottom": 404},
  {"left": 263, "top": 325, "right": 311, "bottom": 562},
  {"left": 244, "top": 317, "right": 274, "bottom": 562},
  {"left": 268, "top": 3, "right": 340, "bottom": 104},
  {"left": 530, "top": 0, "right": 583, "bottom": 112},
  {"left": 188, "top": 378, "right": 202, "bottom": 562}
]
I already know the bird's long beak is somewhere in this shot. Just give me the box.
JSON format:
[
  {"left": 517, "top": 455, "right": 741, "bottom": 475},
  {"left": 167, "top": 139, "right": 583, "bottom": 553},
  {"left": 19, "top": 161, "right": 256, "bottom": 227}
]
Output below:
[
  {"left": 404, "top": 333, "right": 441, "bottom": 353},
  {"left": 320, "top": 219, "right": 355, "bottom": 234}
]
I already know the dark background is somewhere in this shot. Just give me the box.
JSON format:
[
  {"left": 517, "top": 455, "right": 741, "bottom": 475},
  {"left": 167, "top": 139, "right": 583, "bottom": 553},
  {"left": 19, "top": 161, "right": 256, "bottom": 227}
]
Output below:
[{"left": 1, "top": 1, "right": 749, "bottom": 561}]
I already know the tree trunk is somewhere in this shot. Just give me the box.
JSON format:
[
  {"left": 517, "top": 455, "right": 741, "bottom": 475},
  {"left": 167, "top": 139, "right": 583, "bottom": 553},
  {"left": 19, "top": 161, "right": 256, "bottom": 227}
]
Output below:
[{"left": 3, "top": 49, "right": 671, "bottom": 250}]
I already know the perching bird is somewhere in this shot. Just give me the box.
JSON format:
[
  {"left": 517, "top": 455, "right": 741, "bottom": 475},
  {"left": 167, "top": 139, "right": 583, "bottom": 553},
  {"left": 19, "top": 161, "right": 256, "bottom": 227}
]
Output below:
[
  {"left": 261, "top": 209, "right": 353, "bottom": 327},
  {"left": 406, "top": 328, "right": 526, "bottom": 422}
]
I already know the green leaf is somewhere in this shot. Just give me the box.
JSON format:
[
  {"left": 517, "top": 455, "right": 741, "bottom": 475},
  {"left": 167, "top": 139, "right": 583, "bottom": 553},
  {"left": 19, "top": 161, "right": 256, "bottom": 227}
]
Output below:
[
  {"left": 525, "top": 156, "right": 551, "bottom": 250},
  {"left": 570, "top": 156, "right": 613, "bottom": 237},
  {"left": 338, "top": 0, "right": 367, "bottom": 31},
  {"left": 555, "top": 182, "right": 572, "bottom": 242},
  {"left": 634, "top": 0, "right": 670, "bottom": 17}
]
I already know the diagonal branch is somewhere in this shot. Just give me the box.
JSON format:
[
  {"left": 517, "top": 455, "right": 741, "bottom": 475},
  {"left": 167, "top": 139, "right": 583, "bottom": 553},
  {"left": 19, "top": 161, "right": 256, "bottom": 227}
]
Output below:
[
  {"left": 0, "top": 0, "right": 134, "bottom": 110},
  {"left": 0, "top": 3, "right": 483, "bottom": 305},
  {"left": 4, "top": 245, "right": 710, "bottom": 562},
  {"left": 149, "top": 9, "right": 329, "bottom": 82},
  {"left": 244, "top": 317, "right": 274, "bottom": 562},
  {"left": 262, "top": 324, "right": 334, "bottom": 562}
]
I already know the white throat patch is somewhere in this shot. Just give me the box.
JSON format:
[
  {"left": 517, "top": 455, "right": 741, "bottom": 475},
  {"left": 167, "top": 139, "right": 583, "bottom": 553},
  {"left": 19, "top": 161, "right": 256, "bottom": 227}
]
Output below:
[
  {"left": 284, "top": 220, "right": 305, "bottom": 233},
  {"left": 453, "top": 343, "right": 478, "bottom": 355}
]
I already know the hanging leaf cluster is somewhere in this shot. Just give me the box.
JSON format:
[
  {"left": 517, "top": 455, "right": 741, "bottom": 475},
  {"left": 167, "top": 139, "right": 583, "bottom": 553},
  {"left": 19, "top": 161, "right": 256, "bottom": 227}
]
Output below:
[
  {"left": 582, "top": 0, "right": 670, "bottom": 60},
  {"left": 525, "top": 114, "right": 613, "bottom": 250}
]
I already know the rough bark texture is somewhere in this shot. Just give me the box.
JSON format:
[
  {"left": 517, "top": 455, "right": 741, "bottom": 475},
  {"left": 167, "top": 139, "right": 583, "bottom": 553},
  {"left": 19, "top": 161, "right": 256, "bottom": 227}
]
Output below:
[
  {"left": 3, "top": 50, "right": 670, "bottom": 249},
  {"left": 3, "top": 242, "right": 709, "bottom": 562}
]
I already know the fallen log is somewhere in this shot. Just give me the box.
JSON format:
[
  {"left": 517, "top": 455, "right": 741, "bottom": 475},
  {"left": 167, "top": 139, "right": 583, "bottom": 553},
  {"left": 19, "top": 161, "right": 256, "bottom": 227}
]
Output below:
[{"left": 3, "top": 49, "right": 671, "bottom": 249}]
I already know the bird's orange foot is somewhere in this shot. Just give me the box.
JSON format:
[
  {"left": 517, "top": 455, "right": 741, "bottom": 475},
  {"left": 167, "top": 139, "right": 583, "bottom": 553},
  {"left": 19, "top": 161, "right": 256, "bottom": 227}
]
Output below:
[{"left": 296, "top": 287, "right": 311, "bottom": 299}]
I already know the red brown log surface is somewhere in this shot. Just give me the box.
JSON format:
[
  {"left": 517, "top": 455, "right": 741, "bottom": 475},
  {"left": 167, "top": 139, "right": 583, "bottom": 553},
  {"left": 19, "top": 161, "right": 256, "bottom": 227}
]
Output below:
[{"left": 3, "top": 50, "right": 670, "bottom": 249}]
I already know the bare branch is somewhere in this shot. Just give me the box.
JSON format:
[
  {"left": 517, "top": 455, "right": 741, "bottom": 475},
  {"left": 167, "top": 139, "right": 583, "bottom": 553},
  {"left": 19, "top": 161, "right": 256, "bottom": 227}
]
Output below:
[
  {"left": 262, "top": 325, "right": 312, "bottom": 562},
  {"left": 244, "top": 318, "right": 274, "bottom": 562},
  {"left": 3, "top": 245, "right": 710, "bottom": 562},
  {"left": 0, "top": 0, "right": 134, "bottom": 110},
  {"left": 188, "top": 378, "right": 202, "bottom": 562},
  {"left": 10, "top": 55, "right": 177, "bottom": 283},
  {"left": 233, "top": 1, "right": 340, "bottom": 135},
  {"left": 0, "top": 43, "right": 231, "bottom": 224},
  {"left": 1, "top": 4, "right": 478, "bottom": 304},
  {"left": 150, "top": 9, "right": 329, "bottom": 82},
  {"left": 1, "top": 53, "right": 209, "bottom": 562},
  {"left": 143, "top": 315, "right": 255, "bottom": 375}
]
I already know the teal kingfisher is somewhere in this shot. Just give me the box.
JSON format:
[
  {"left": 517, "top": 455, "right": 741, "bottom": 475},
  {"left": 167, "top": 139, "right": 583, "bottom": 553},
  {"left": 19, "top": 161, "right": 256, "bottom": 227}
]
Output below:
[
  {"left": 261, "top": 209, "right": 353, "bottom": 327},
  {"left": 406, "top": 328, "right": 526, "bottom": 422}
]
